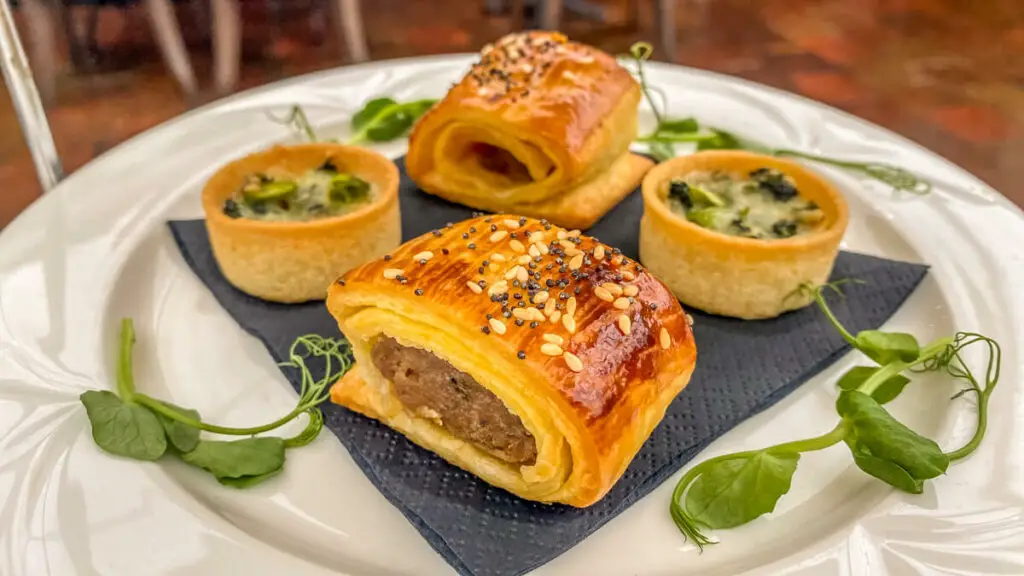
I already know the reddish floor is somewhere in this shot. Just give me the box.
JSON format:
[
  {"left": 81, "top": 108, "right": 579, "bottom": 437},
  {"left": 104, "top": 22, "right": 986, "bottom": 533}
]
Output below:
[{"left": 1, "top": 0, "right": 1022, "bottom": 228}]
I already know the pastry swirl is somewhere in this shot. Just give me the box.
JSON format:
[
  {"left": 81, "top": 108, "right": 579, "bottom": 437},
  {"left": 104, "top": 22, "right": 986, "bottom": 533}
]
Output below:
[
  {"left": 406, "top": 31, "right": 654, "bottom": 230},
  {"left": 327, "top": 215, "right": 696, "bottom": 507}
]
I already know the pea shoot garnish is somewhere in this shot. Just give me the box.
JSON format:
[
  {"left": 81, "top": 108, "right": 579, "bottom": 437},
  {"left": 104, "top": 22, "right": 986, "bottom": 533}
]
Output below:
[
  {"left": 624, "top": 42, "right": 932, "bottom": 194},
  {"left": 668, "top": 280, "right": 1001, "bottom": 549},
  {"left": 79, "top": 318, "right": 352, "bottom": 488},
  {"left": 268, "top": 97, "right": 437, "bottom": 145}
]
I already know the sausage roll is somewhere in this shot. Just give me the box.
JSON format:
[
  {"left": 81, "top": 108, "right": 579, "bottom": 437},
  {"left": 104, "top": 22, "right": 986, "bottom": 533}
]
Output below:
[
  {"left": 405, "top": 32, "right": 654, "bottom": 230},
  {"left": 202, "top": 143, "right": 401, "bottom": 303},
  {"left": 640, "top": 150, "right": 850, "bottom": 319},
  {"left": 327, "top": 215, "right": 696, "bottom": 507}
]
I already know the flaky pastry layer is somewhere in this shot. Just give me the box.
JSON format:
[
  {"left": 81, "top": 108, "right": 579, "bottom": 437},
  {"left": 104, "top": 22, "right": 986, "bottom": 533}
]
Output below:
[{"left": 327, "top": 215, "right": 696, "bottom": 507}]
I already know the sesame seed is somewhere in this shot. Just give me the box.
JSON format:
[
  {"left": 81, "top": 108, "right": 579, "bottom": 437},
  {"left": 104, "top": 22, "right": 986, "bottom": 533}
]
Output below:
[
  {"left": 563, "top": 351, "right": 583, "bottom": 372},
  {"left": 568, "top": 230, "right": 581, "bottom": 238},
  {"left": 595, "top": 286, "right": 614, "bottom": 302},
  {"left": 504, "top": 218, "right": 520, "bottom": 229},
  {"left": 562, "top": 314, "right": 576, "bottom": 333},
  {"left": 567, "top": 253, "right": 583, "bottom": 270},
  {"left": 613, "top": 297, "right": 630, "bottom": 310},
  {"left": 623, "top": 285, "right": 639, "bottom": 297},
  {"left": 526, "top": 307, "right": 545, "bottom": 321},
  {"left": 383, "top": 268, "right": 404, "bottom": 279},
  {"left": 618, "top": 314, "right": 631, "bottom": 335},
  {"left": 543, "top": 333, "right": 564, "bottom": 346},
  {"left": 489, "top": 318, "right": 507, "bottom": 335},
  {"left": 611, "top": 255, "right": 623, "bottom": 265},
  {"left": 529, "top": 244, "right": 540, "bottom": 258},
  {"left": 602, "top": 283, "right": 623, "bottom": 297},
  {"left": 566, "top": 297, "right": 577, "bottom": 316},
  {"left": 538, "top": 242, "right": 549, "bottom": 255},
  {"left": 565, "top": 247, "right": 582, "bottom": 258},
  {"left": 489, "top": 263, "right": 499, "bottom": 272},
  {"left": 490, "top": 230, "right": 508, "bottom": 242},
  {"left": 488, "top": 281, "right": 509, "bottom": 296},
  {"left": 509, "top": 239, "right": 526, "bottom": 253},
  {"left": 593, "top": 245, "right": 605, "bottom": 260},
  {"left": 492, "top": 253, "right": 507, "bottom": 262},
  {"left": 557, "top": 230, "right": 568, "bottom": 240},
  {"left": 518, "top": 351, "right": 526, "bottom": 359},
  {"left": 505, "top": 266, "right": 520, "bottom": 280},
  {"left": 541, "top": 343, "right": 563, "bottom": 356},
  {"left": 660, "top": 327, "right": 671, "bottom": 349},
  {"left": 517, "top": 254, "right": 531, "bottom": 265},
  {"left": 686, "top": 314, "right": 694, "bottom": 326},
  {"left": 512, "top": 308, "right": 531, "bottom": 321},
  {"left": 549, "top": 310, "right": 562, "bottom": 323},
  {"left": 534, "top": 291, "right": 550, "bottom": 304},
  {"left": 517, "top": 266, "right": 529, "bottom": 283},
  {"left": 467, "top": 281, "right": 482, "bottom": 294},
  {"left": 621, "top": 270, "right": 636, "bottom": 281}
]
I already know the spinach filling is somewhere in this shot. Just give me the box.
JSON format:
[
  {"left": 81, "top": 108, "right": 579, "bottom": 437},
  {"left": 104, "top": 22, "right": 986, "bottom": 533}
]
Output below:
[
  {"left": 666, "top": 167, "right": 823, "bottom": 239},
  {"left": 222, "top": 161, "right": 372, "bottom": 221}
]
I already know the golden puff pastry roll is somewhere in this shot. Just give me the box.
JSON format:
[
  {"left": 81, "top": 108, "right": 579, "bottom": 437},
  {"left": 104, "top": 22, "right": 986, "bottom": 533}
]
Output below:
[
  {"left": 327, "top": 215, "right": 696, "bottom": 507},
  {"left": 405, "top": 32, "right": 654, "bottom": 230},
  {"left": 202, "top": 143, "right": 400, "bottom": 303}
]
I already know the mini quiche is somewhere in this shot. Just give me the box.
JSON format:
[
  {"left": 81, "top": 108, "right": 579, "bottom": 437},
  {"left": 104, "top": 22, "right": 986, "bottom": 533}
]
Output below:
[
  {"left": 202, "top": 143, "right": 400, "bottom": 303},
  {"left": 639, "top": 150, "right": 849, "bottom": 319}
]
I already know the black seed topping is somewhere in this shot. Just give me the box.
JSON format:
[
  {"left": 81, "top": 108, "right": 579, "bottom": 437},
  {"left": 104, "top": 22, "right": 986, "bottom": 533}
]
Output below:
[
  {"left": 432, "top": 230, "right": 442, "bottom": 237},
  {"left": 478, "top": 267, "right": 485, "bottom": 274},
  {"left": 545, "top": 264, "right": 553, "bottom": 271},
  {"left": 528, "top": 262, "right": 537, "bottom": 269},
  {"left": 468, "top": 243, "right": 476, "bottom": 250},
  {"left": 384, "top": 255, "right": 392, "bottom": 261},
  {"left": 510, "top": 232, "right": 517, "bottom": 238},
  {"left": 338, "top": 279, "right": 346, "bottom": 286},
  {"left": 649, "top": 303, "right": 658, "bottom": 310},
  {"left": 442, "top": 248, "right": 450, "bottom": 255},
  {"left": 546, "top": 279, "right": 555, "bottom": 288},
  {"left": 462, "top": 233, "right": 469, "bottom": 239},
  {"left": 484, "top": 217, "right": 492, "bottom": 222},
  {"left": 478, "top": 280, "right": 487, "bottom": 287},
  {"left": 490, "top": 224, "right": 498, "bottom": 232},
  {"left": 513, "top": 292, "right": 522, "bottom": 299},
  {"left": 517, "top": 350, "right": 526, "bottom": 359},
  {"left": 529, "top": 321, "right": 539, "bottom": 329},
  {"left": 612, "top": 248, "right": 621, "bottom": 254},
  {"left": 518, "top": 217, "right": 526, "bottom": 225},
  {"left": 504, "top": 311, "right": 512, "bottom": 318},
  {"left": 515, "top": 319, "right": 525, "bottom": 327},
  {"left": 469, "top": 227, "right": 477, "bottom": 233},
  {"left": 559, "top": 291, "right": 569, "bottom": 300},
  {"left": 574, "top": 286, "right": 581, "bottom": 295},
  {"left": 481, "top": 326, "right": 491, "bottom": 334},
  {"left": 415, "top": 288, "right": 424, "bottom": 296}
]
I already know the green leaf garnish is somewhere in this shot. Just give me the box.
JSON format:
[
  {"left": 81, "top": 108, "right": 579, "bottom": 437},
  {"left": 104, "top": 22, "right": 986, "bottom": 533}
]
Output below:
[
  {"left": 181, "top": 437, "right": 286, "bottom": 485},
  {"left": 685, "top": 450, "right": 800, "bottom": 529},
  {"left": 625, "top": 41, "right": 931, "bottom": 193},
  {"left": 78, "top": 318, "right": 353, "bottom": 489},
  {"left": 836, "top": 366, "right": 910, "bottom": 405},
  {"left": 668, "top": 280, "right": 1001, "bottom": 548},
  {"left": 80, "top": 390, "right": 167, "bottom": 461},
  {"left": 347, "top": 97, "right": 438, "bottom": 145}
]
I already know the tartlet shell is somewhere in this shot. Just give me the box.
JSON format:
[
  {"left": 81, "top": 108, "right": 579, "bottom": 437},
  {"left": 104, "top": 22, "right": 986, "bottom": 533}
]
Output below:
[
  {"left": 639, "top": 150, "right": 849, "bottom": 319},
  {"left": 201, "top": 143, "right": 401, "bottom": 303}
]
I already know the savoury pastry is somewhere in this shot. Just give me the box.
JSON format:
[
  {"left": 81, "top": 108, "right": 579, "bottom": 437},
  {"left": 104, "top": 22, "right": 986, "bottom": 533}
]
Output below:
[
  {"left": 202, "top": 143, "right": 400, "bottom": 303},
  {"left": 405, "top": 31, "right": 654, "bottom": 230},
  {"left": 639, "top": 150, "right": 849, "bottom": 319},
  {"left": 327, "top": 215, "right": 696, "bottom": 507}
]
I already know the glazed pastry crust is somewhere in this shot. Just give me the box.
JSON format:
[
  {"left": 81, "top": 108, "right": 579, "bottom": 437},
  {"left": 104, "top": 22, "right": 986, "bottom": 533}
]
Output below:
[
  {"left": 327, "top": 215, "right": 696, "bottom": 507},
  {"left": 639, "top": 151, "right": 850, "bottom": 319},
  {"left": 201, "top": 143, "right": 401, "bottom": 303},
  {"left": 406, "top": 31, "right": 650, "bottom": 229}
]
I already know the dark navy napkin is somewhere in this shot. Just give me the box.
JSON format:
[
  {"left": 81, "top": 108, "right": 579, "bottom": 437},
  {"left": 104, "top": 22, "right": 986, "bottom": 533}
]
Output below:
[{"left": 168, "top": 157, "right": 927, "bottom": 576}]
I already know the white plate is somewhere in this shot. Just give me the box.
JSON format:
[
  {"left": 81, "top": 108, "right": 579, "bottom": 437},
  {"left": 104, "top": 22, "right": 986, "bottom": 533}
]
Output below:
[{"left": 2, "top": 55, "right": 1023, "bottom": 576}]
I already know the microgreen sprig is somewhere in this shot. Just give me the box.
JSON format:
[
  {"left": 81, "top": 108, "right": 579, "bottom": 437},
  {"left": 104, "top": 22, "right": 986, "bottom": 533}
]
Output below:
[
  {"left": 668, "top": 280, "right": 1001, "bottom": 549},
  {"left": 80, "top": 318, "right": 352, "bottom": 488},
  {"left": 624, "top": 42, "right": 932, "bottom": 194}
]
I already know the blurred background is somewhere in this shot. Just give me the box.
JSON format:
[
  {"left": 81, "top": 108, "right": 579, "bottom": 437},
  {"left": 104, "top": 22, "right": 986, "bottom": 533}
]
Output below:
[{"left": 1, "top": 0, "right": 1022, "bottom": 228}]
